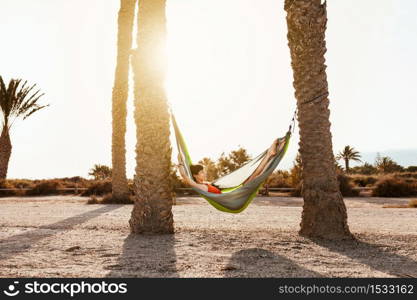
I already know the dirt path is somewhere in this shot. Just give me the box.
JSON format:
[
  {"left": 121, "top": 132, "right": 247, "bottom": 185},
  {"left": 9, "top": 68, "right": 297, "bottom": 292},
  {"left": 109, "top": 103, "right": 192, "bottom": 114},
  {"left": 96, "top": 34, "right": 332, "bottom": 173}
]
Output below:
[{"left": 0, "top": 196, "right": 416, "bottom": 277}]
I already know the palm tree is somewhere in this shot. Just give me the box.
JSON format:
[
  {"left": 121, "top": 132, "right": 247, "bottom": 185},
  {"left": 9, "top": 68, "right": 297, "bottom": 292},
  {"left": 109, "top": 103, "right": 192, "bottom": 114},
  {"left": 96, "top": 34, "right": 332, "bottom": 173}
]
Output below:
[
  {"left": 111, "top": 0, "right": 137, "bottom": 201},
  {"left": 0, "top": 76, "right": 49, "bottom": 179},
  {"left": 129, "top": 0, "right": 174, "bottom": 234},
  {"left": 284, "top": 0, "right": 352, "bottom": 239},
  {"left": 88, "top": 164, "right": 112, "bottom": 180},
  {"left": 375, "top": 155, "right": 403, "bottom": 173},
  {"left": 336, "top": 145, "right": 361, "bottom": 172}
]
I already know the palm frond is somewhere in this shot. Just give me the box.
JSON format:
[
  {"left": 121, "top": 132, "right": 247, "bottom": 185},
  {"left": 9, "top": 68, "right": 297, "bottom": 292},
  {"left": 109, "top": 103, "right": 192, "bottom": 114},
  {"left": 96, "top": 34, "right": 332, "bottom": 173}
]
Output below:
[
  {"left": 22, "top": 104, "right": 50, "bottom": 120},
  {"left": 0, "top": 77, "right": 48, "bottom": 129}
]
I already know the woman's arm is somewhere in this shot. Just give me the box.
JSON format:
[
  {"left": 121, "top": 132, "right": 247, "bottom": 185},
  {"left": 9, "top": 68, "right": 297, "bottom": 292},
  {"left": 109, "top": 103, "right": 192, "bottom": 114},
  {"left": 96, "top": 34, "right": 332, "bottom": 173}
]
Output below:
[{"left": 177, "top": 164, "right": 209, "bottom": 192}]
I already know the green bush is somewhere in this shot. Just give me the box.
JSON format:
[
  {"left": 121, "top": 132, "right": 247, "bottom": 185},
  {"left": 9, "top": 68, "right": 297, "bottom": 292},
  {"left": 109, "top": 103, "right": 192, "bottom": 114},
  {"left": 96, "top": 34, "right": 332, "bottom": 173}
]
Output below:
[{"left": 372, "top": 176, "right": 417, "bottom": 197}]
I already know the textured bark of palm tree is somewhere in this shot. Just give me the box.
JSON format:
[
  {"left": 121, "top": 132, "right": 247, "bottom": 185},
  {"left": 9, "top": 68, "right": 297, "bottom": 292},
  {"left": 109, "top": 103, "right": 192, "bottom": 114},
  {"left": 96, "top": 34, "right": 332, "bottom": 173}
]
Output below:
[
  {"left": 129, "top": 0, "right": 174, "bottom": 234},
  {"left": 0, "top": 126, "right": 12, "bottom": 179},
  {"left": 284, "top": 0, "right": 353, "bottom": 239},
  {"left": 111, "top": 0, "right": 137, "bottom": 200}
]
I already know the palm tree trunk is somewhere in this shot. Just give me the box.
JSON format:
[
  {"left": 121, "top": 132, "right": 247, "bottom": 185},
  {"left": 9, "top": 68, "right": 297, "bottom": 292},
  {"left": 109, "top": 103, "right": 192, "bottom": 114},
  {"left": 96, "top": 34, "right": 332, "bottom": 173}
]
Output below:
[
  {"left": 111, "top": 0, "right": 137, "bottom": 200},
  {"left": 0, "top": 126, "right": 12, "bottom": 179},
  {"left": 284, "top": 0, "right": 352, "bottom": 239},
  {"left": 345, "top": 158, "right": 349, "bottom": 173},
  {"left": 129, "top": 0, "right": 174, "bottom": 234}
]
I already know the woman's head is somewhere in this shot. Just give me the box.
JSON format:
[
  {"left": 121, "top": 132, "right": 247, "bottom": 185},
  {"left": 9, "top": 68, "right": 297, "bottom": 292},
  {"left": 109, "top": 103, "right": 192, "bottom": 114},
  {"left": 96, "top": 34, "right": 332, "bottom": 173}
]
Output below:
[{"left": 190, "top": 164, "right": 205, "bottom": 183}]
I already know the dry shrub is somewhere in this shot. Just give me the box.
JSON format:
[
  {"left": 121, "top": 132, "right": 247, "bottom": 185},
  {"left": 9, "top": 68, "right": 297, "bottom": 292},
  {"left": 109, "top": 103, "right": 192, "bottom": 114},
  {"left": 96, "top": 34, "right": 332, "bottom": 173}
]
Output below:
[
  {"left": 6, "top": 179, "right": 34, "bottom": 189},
  {"left": 81, "top": 180, "right": 136, "bottom": 197},
  {"left": 87, "top": 193, "right": 134, "bottom": 205},
  {"left": 59, "top": 176, "right": 88, "bottom": 183},
  {"left": 291, "top": 175, "right": 359, "bottom": 197},
  {"left": 2, "top": 178, "right": 133, "bottom": 197},
  {"left": 100, "top": 192, "right": 133, "bottom": 204},
  {"left": 291, "top": 183, "right": 302, "bottom": 197},
  {"left": 350, "top": 175, "right": 378, "bottom": 187},
  {"left": 87, "top": 195, "right": 100, "bottom": 204},
  {"left": 267, "top": 171, "right": 291, "bottom": 188},
  {"left": 0, "top": 179, "right": 36, "bottom": 197},
  {"left": 0, "top": 180, "right": 18, "bottom": 197},
  {"left": 372, "top": 176, "right": 417, "bottom": 197},
  {"left": 337, "top": 174, "right": 360, "bottom": 197},
  {"left": 395, "top": 172, "right": 417, "bottom": 180},
  {"left": 81, "top": 180, "right": 112, "bottom": 196},
  {"left": 26, "top": 180, "right": 64, "bottom": 196},
  {"left": 56, "top": 177, "right": 89, "bottom": 194},
  {"left": 409, "top": 199, "right": 417, "bottom": 208}
]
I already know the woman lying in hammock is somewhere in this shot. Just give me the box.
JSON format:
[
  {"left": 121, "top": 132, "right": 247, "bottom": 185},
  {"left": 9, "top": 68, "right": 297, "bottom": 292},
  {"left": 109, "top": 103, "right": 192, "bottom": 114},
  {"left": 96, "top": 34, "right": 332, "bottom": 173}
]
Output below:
[{"left": 178, "top": 139, "right": 280, "bottom": 194}]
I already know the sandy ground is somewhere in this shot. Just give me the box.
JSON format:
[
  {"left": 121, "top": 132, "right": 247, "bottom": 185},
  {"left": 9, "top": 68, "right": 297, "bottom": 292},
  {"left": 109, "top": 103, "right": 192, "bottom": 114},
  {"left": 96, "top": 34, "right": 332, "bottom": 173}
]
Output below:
[{"left": 0, "top": 195, "right": 416, "bottom": 278}]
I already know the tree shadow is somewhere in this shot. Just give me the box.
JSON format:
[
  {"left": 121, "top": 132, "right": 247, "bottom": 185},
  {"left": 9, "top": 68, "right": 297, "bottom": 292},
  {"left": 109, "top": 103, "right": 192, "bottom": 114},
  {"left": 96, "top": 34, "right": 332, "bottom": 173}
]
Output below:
[
  {"left": 223, "top": 248, "right": 322, "bottom": 277},
  {"left": 105, "top": 233, "right": 177, "bottom": 278},
  {"left": 0, "top": 205, "right": 119, "bottom": 260},
  {"left": 311, "top": 237, "right": 417, "bottom": 277}
]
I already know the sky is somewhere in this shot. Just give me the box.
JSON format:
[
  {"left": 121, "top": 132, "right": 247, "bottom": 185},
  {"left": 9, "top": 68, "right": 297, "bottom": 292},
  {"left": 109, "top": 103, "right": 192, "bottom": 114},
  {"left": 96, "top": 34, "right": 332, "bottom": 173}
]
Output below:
[{"left": 0, "top": 0, "right": 416, "bottom": 180}]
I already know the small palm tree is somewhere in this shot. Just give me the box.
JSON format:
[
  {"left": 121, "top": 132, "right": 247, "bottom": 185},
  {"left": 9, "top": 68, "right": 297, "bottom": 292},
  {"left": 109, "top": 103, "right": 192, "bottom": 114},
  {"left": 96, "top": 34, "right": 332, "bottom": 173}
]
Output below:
[
  {"left": 88, "top": 164, "right": 112, "bottom": 180},
  {"left": 0, "top": 76, "right": 49, "bottom": 179},
  {"left": 336, "top": 146, "right": 361, "bottom": 173},
  {"left": 375, "top": 155, "right": 403, "bottom": 173}
]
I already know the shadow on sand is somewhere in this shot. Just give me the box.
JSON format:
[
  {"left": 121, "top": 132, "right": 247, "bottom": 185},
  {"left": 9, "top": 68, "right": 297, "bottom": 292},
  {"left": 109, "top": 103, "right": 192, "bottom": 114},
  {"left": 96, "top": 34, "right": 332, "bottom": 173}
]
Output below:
[
  {"left": 106, "top": 233, "right": 177, "bottom": 278},
  {"left": 223, "top": 248, "right": 322, "bottom": 277},
  {"left": 312, "top": 237, "right": 417, "bottom": 278},
  {"left": 0, "top": 205, "right": 119, "bottom": 260}
]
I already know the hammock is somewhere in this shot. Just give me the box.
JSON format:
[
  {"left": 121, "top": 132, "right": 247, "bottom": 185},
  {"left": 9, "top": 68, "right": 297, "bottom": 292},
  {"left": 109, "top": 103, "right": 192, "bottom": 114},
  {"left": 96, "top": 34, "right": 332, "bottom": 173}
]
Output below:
[{"left": 171, "top": 113, "right": 291, "bottom": 213}]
